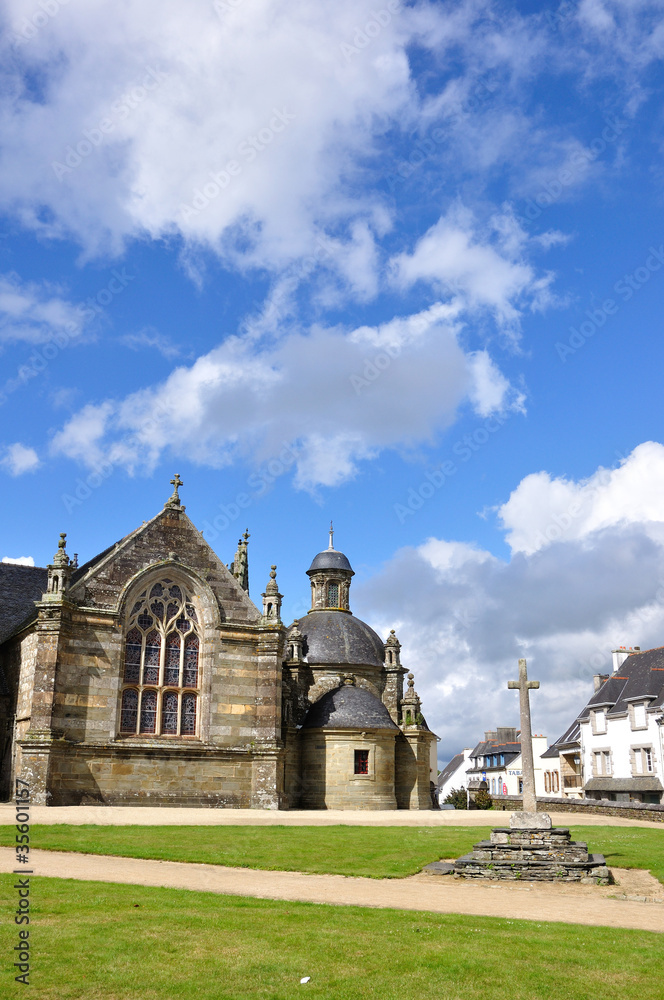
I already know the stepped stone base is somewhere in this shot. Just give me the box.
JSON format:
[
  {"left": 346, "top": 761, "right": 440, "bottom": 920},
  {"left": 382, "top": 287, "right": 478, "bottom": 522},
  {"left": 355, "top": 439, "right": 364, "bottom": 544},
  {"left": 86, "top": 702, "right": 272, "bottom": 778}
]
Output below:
[{"left": 446, "top": 826, "right": 611, "bottom": 884}]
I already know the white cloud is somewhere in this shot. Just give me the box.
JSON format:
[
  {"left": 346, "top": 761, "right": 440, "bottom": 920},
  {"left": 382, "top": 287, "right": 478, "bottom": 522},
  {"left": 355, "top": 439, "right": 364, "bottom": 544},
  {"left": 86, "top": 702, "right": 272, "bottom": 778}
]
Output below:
[
  {"left": 0, "top": 273, "right": 87, "bottom": 345},
  {"left": 121, "top": 327, "right": 181, "bottom": 360},
  {"left": 50, "top": 302, "right": 523, "bottom": 489},
  {"left": 1, "top": 442, "right": 40, "bottom": 476},
  {"left": 389, "top": 205, "right": 554, "bottom": 333},
  {"left": 0, "top": 0, "right": 645, "bottom": 292},
  {"left": 1, "top": 555, "right": 35, "bottom": 566},
  {"left": 0, "top": 0, "right": 425, "bottom": 272},
  {"left": 354, "top": 441, "right": 664, "bottom": 764},
  {"left": 498, "top": 441, "right": 664, "bottom": 555}
]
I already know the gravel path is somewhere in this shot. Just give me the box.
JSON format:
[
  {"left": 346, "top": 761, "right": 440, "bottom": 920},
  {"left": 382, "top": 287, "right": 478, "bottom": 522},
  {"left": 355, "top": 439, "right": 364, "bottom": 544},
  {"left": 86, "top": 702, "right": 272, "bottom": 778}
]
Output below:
[
  {"left": 0, "top": 805, "right": 662, "bottom": 828},
  {"left": 2, "top": 848, "right": 663, "bottom": 932}
]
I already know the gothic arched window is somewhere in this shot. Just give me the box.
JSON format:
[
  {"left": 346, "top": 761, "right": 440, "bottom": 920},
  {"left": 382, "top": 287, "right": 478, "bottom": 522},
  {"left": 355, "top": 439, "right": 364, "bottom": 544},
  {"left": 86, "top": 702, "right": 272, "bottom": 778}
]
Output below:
[
  {"left": 120, "top": 689, "right": 138, "bottom": 733},
  {"left": 118, "top": 579, "right": 202, "bottom": 738}
]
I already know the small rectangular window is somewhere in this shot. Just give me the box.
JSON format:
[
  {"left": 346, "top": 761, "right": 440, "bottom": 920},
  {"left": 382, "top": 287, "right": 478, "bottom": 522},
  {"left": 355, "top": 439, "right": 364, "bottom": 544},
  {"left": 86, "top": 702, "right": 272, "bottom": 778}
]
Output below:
[
  {"left": 593, "top": 709, "right": 606, "bottom": 734},
  {"left": 354, "top": 749, "right": 369, "bottom": 774},
  {"left": 632, "top": 703, "right": 647, "bottom": 729}
]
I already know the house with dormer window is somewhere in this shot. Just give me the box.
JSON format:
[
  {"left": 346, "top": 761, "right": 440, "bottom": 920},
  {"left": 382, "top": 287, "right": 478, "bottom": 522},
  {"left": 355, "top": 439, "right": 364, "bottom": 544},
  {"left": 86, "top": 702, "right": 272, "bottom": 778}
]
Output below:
[{"left": 546, "top": 646, "right": 664, "bottom": 804}]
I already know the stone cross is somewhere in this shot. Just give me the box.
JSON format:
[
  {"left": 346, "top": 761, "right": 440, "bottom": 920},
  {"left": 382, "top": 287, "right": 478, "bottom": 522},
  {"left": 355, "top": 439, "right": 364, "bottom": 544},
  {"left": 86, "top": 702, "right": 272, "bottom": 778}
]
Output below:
[
  {"left": 168, "top": 473, "right": 183, "bottom": 505},
  {"left": 507, "top": 658, "right": 540, "bottom": 814}
]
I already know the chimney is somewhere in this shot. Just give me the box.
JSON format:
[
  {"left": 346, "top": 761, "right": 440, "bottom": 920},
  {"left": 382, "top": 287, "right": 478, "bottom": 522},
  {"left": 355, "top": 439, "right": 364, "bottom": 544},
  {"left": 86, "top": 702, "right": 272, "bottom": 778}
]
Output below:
[
  {"left": 593, "top": 673, "right": 609, "bottom": 693},
  {"left": 611, "top": 646, "right": 640, "bottom": 672},
  {"left": 496, "top": 727, "right": 518, "bottom": 743}
]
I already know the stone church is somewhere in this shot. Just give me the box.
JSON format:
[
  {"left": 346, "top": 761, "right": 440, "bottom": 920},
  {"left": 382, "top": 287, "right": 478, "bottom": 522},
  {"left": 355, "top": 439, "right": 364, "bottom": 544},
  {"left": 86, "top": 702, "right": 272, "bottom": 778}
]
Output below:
[{"left": 0, "top": 478, "right": 436, "bottom": 809}]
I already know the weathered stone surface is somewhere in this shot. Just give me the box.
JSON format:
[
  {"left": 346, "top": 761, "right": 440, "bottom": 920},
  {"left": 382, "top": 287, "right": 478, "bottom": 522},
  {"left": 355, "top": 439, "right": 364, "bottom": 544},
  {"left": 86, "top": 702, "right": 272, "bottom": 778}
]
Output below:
[
  {"left": 1, "top": 506, "right": 438, "bottom": 811},
  {"left": 510, "top": 810, "right": 552, "bottom": 830},
  {"left": 452, "top": 824, "right": 611, "bottom": 884}
]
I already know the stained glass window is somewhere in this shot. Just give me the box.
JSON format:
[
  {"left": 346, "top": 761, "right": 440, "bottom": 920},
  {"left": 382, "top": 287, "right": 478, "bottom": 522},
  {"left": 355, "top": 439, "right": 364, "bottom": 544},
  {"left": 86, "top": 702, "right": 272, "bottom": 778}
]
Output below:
[
  {"left": 162, "top": 691, "right": 178, "bottom": 734},
  {"left": 165, "top": 633, "right": 180, "bottom": 685},
  {"left": 124, "top": 628, "right": 142, "bottom": 683},
  {"left": 121, "top": 579, "right": 201, "bottom": 737},
  {"left": 120, "top": 689, "right": 138, "bottom": 732},
  {"left": 143, "top": 631, "right": 161, "bottom": 685},
  {"left": 354, "top": 749, "right": 369, "bottom": 774},
  {"left": 181, "top": 693, "right": 197, "bottom": 735},
  {"left": 151, "top": 601, "right": 164, "bottom": 620},
  {"left": 140, "top": 690, "right": 157, "bottom": 733},
  {"left": 184, "top": 635, "right": 199, "bottom": 687}
]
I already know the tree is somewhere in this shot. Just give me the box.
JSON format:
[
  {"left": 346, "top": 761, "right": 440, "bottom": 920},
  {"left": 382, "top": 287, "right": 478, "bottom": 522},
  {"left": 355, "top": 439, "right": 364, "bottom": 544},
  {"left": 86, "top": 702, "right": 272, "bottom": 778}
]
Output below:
[
  {"left": 443, "top": 787, "right": 468, "bottom": 809},
  {"left": 474, "top": 788, "right": 494, "bottom": 810}
]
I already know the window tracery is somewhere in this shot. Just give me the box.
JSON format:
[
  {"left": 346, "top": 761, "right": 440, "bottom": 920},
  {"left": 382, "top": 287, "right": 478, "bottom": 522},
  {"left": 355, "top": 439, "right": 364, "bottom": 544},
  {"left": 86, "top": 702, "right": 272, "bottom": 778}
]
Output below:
[{"left": 119, "top": 579, "right": 200, "bottom": 737}]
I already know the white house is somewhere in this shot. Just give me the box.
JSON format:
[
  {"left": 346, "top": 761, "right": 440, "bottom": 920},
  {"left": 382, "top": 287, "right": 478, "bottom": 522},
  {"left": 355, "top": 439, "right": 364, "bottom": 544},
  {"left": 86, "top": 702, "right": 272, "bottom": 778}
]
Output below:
[
  {"left": 546, "top": 646, "right": 664, "bottom": 804},
  {"left": 437, "top": 727, "right": 562, "bottom": 803}
]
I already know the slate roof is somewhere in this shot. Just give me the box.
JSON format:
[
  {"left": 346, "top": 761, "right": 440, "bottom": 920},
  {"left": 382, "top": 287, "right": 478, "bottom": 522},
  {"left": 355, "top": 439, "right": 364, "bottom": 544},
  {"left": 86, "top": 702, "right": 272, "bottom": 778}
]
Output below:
[
  {"left": 436, "top": 752, "right": 466, "bottom": 789},
  {"left": 296, "top": 610, "right": 384, "bottom": 667},
  {"left": 0, "top": 563, "right": 48, "bottom": 644},
  {"left": 548, "top": 647, "right": 664, "bottom": 752},
  {"left": 586, "top": 647, "right": 664, "bottom": 713},
  {"left": 585, "top": 776, "right": 663, "bottom": 793},
  {"left": 469, "top": 739, "right": 521, "bottom": 758},
  {"left": 307, "top": 548, "right": 354, "bottom": 575},
  {"left": 301, "top": 684, "right": 399, "bottom": 731}
]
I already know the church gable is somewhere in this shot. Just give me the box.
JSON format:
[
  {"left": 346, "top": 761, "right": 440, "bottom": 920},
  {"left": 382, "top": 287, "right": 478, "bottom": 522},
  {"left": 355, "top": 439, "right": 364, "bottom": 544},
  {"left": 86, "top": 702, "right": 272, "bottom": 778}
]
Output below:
[{"left": 68, "top": 500, "right": 260, "bottom": 626}]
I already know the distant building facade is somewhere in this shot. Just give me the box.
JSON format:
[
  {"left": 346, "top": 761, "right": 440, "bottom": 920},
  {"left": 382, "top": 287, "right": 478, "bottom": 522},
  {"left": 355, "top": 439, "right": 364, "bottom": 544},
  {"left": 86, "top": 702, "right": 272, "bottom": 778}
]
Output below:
[
  {"left": 546, "top": 646, "right": 664, "bottom": 804},
  {"left": 437, "top": 726, "right": 560, "bottom": 803},
  {"left": 0, "top": 485, "right": 437, "bottom": 809}
]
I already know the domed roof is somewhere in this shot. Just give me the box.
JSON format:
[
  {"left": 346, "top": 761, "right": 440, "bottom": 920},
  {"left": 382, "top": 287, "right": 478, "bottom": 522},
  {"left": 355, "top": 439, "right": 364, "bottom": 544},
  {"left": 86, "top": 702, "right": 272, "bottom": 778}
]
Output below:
[
  {"left": 307, "top": 548, "right": 353, "bottom": 575},
  {"left": 297, "top": 610, "right": 384, "bottom": 667},
  {"left": 302, "top": 683, "right": 399, "bottom": 731}
]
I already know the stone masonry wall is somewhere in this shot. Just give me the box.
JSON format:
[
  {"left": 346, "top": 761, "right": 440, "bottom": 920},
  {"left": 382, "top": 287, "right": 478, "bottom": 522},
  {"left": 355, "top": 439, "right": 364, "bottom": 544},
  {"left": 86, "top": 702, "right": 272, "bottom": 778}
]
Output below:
[
  {"left": 299, "top": 729, "right": 397, "bottom": 809},
  {"left": 492, "top": 794, "right": 664, "bottom": 823}
]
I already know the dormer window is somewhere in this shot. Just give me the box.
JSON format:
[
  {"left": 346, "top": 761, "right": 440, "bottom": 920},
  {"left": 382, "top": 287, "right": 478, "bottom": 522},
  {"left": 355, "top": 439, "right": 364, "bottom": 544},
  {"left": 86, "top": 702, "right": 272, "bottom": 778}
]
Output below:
[
  {"left": 630, "top": 702, "right": 648, "bottom": 730},
  {"left": 592, "top": 708, "right": 607, "bottom": 735}
]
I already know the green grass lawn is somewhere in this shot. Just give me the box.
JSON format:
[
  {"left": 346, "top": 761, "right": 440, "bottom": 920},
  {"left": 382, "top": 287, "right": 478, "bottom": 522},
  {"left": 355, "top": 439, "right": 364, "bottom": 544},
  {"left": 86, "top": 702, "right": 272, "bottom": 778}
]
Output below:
[
  {"left": 1, "top": 876, "right": 662, "bottom": 1000},
  {"left": 2, "top": 823, "right": 663, "bottom": 882}
]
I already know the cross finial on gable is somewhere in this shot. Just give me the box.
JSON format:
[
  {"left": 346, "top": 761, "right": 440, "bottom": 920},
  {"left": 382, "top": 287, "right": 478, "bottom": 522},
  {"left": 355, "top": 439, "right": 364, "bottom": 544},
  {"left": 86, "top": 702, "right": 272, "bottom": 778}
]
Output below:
[{"left": 167, "top": 473, "right": 183, "bottom": 507}]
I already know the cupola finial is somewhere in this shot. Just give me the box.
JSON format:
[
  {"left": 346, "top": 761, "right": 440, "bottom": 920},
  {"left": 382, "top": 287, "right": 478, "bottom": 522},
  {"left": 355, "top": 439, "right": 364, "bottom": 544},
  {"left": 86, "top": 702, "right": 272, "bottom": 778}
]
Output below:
[{"left": 328, "top": 520, "right": 334, "bottom": 550}]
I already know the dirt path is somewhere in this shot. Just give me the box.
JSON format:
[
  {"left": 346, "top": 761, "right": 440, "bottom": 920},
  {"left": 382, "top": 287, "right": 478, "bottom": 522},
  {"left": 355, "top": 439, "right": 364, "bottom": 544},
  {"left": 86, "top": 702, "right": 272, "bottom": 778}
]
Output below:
[
  {"left": 2, "top": 848, "right": 663, "bottom": 932},
  {"left": 0, "top": 805, "right": 661, "bottom": 828}
]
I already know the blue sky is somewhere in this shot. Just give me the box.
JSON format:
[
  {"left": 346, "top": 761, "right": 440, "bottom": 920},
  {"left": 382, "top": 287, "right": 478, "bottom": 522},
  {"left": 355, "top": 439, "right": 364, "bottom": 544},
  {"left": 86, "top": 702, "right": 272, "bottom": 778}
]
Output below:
[{"left": 2, "top": 0, "right": 664, "bottom": 763}]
